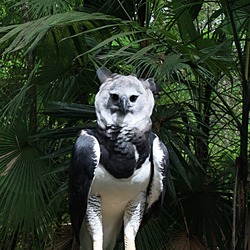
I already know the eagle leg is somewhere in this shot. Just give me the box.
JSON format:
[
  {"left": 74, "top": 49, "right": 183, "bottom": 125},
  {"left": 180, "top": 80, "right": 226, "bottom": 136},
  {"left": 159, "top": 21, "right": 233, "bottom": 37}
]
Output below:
[
  {"left": 85, "top": 195, "right": 103, "bottom": 250},
  {"left": 93, "top": 240, "right": 103, "bottom": 250},
  {"left": 124, "top": 236, "right": 136, "bottom": 250},
  {"left": 123, "top": 192, "right": 146, "bottom": 250}
]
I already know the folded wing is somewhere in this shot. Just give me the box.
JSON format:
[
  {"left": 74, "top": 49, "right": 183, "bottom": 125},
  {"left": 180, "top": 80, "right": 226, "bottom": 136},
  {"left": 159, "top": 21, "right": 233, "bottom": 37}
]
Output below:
[{"left": 68, "top": 129, "right": 100, "bottom": 242}]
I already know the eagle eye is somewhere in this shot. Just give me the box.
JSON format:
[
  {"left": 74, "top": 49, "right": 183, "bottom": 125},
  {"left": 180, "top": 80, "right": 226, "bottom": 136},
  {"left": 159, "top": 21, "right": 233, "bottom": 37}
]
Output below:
[
  {"left": 130, "top": 95, "right": 138, "bottom": 102},
  {"left": 110, "top": 93, "right": 119, "bottom": 102}
]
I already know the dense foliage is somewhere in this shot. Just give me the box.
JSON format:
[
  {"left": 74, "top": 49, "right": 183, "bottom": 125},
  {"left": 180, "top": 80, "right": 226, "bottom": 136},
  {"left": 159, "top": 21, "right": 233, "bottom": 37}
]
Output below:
[{"left": 0, "top": 0, "right": 249, "bottom": 249}]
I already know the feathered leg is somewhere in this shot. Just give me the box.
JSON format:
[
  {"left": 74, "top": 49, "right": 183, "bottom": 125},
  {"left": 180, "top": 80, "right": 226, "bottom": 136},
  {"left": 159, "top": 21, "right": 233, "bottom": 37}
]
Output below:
[
  {"left": 123, "top": 192, "right": 146, "bottom": 250},
  {"left": 85, "top": 195, "right": 103, "bottom": 250}
]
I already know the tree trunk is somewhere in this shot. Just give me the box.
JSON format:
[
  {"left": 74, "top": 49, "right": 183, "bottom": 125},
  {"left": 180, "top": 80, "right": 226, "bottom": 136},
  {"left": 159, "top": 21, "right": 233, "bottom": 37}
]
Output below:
[
  {"left": 22, "top": 2, "right": 37, "bottom": 134},
  {"left": 223, "top": 1, "right": 249, "bottom": 248}
]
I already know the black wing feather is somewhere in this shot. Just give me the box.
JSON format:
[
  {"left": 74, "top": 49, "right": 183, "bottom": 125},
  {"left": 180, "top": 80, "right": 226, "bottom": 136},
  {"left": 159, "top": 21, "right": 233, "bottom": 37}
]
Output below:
[{"left": 68, "top": 129, "right": 100, "bottom": 242}]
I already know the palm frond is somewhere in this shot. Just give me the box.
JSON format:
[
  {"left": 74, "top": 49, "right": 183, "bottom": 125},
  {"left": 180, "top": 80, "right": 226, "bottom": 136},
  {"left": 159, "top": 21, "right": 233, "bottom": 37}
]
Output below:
[
  {"left": 0, "top": 11, "right": 122, "bottom": 55},
  {"left": 44, "top": 102, "right": 96, "bottom": 120},
  {"left": 0, "top": 120, "right": 56, "bottom": 248}
]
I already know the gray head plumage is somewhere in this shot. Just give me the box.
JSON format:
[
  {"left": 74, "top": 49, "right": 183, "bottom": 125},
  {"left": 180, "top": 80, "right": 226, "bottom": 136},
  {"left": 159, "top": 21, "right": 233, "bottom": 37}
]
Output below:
[{"left": 95, "top": 67, "right": 155, "bottom": 130}]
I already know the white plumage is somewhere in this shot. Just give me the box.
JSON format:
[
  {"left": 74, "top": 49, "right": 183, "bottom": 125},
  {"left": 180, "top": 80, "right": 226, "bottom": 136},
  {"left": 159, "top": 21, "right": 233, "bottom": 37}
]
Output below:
[{"left": 68, "top": 68, "right": 169, "bottom": 250}]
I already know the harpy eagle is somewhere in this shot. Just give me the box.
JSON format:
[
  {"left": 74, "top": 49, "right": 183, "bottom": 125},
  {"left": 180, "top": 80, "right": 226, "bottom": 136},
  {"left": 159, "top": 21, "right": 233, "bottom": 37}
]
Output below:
[{"left": 68, "top": 68, "right": 169, "bottom": 250}]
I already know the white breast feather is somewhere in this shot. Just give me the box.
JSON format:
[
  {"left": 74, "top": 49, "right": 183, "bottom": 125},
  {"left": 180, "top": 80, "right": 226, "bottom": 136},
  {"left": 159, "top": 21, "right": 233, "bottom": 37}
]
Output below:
[{"left": 89, "top": 157, "right": 151, "bottom": 249}]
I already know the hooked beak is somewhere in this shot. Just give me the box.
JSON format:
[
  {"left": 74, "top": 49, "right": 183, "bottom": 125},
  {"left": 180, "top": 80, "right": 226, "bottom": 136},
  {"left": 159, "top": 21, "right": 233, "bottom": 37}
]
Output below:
[{"left": 119, "top": 96, "right": 129, "bottom": 113}]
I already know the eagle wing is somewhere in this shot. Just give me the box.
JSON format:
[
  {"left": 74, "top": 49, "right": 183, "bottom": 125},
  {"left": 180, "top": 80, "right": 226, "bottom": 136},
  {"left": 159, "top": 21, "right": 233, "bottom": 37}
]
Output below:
[
  {"left": 146, "top": 133, "right": 169, "bottom": 216},
  {"left": 68, "top": 129, "right": 100, "bottom": 242}
]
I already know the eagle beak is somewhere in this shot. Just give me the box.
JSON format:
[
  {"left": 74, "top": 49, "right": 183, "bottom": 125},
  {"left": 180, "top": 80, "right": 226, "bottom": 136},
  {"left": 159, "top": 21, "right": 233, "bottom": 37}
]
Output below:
[{"left": 120, "top": 96, "right": 129, "bottom": 113}]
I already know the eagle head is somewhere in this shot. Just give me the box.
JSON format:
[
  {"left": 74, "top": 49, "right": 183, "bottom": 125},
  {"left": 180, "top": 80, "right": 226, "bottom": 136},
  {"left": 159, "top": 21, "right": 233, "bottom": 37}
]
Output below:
[{"left": 95, "top": 67, "right": 156, "bottom": 130}]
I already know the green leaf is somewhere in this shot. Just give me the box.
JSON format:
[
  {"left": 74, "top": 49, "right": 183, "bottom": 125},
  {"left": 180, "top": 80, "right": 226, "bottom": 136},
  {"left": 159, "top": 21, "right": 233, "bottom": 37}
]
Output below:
[
  {"left": 0, "top": 121, "right": 56, "bottom": 246},
  {"left": 0, "top": 11, "right": 122, "bottom": 54},
  {"left": 44, "top": 101, "right": 96, "bottom": 119}
]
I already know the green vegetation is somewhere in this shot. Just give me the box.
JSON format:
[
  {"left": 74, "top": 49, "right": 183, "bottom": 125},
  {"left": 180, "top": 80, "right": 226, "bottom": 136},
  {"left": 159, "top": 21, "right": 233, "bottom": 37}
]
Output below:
[{"left": 0, "top": 0, "right": 249, "bottom": 249}]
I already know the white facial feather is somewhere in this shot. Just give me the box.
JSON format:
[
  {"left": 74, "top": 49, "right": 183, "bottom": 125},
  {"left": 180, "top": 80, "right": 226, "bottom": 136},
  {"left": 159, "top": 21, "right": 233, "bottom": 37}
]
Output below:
[{"left": 95, "top": 73, "right": 155, "bottom": 129}]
